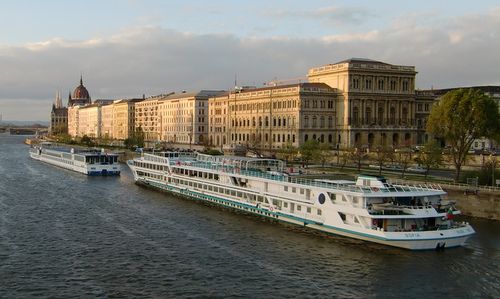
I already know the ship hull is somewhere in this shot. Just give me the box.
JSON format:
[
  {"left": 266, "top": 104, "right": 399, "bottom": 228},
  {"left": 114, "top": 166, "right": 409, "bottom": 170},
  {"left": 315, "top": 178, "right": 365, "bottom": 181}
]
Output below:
[{"left": 134, "top": 176, "right": 474, "bottom": 250}]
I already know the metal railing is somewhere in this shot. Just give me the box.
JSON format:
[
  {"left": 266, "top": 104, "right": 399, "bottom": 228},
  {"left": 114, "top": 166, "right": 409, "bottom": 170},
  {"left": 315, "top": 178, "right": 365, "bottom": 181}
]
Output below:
[
  {"left": 390, "top": 179, "right": 500, "bottom": 193},
  {"left": 168, "top": 160, "right": 445, "bottom": 195}
]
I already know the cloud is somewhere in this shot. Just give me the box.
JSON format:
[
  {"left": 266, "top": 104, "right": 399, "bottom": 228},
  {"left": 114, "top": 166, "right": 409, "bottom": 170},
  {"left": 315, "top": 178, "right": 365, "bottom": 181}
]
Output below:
[
  {"left": 267, "top": 6, "right": 375, "bottom": 26},
  {"left": 0, "top": 8, "right": 499, "bottom": 120}
]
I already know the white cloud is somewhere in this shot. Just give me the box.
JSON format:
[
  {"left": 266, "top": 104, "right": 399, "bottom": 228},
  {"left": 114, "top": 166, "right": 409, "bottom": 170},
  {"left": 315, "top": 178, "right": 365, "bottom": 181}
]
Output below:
[{"left": 0, "top": 7, "right": 499, "bottom": 120}]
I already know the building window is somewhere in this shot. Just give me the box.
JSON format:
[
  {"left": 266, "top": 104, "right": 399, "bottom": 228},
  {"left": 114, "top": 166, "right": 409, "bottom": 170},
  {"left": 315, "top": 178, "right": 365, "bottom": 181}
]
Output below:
[
  {"left": 378, "top": 107, "right": 384, "bottom": 125},
  {"left": 378, "top": 79, "right": 384, "bottom": 90},
  {"left": 402, "top": 107, "right": 408, "bottom": 124},
  {"left": 352, "top": 78, "right": 360, "bottom": 89},
  {"left": 365, "top": 79, "right": 372, "bottom": 90},
  {"left": 304, "top": 116, "right": 309, "bottom": 128},
  {"left": 365, "top": 107, "right": 372, "bottom": 124},
  {"left": 390, "top": 107, "right": 396, "bottom": 125},
  {"left": 390, "top": 80, "right": 396, "bottom": 91},
  {"left": 353, "top": 107, "right": 359, "bottom": 125}
]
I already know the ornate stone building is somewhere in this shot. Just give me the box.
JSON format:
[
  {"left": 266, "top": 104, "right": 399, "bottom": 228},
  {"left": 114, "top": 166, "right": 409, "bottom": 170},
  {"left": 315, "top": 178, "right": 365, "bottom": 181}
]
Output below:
[
  {"left": 208, "top": 83, "right": 338, "bottom": 150},
  {"left": 308, "top": 58, "right": 417, "bottom": 148},
  {"left": 50, "top": 91, "right": 68, "bottom": 135}
]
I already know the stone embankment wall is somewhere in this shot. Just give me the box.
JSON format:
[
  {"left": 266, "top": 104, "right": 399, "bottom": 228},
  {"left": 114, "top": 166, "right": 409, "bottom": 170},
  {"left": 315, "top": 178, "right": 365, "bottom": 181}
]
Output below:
[{"left": 444, "top": 187, "right": 499, "bottom": 221}]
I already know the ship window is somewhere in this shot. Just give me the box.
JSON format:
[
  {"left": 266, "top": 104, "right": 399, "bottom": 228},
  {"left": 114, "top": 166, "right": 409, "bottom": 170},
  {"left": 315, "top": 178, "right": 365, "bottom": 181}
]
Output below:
[
  {"left": 307, "top": 207, "right": 311, "bottom": 213},
  {"left": 317, "top": 209, "right": 322, "bottom": 216},
  {"left": 300, "top": 189, "right": 304, "bottom": 194},
  {"left": 297, "top": 205, "right": 301, "bottom": 211},
  {"left": 354, "top": 217, "right": 359, "bottom": 223},
  {"left": 284, "top": 202, "right": 288, "bottom": 208},
  {"left": 284, "top": 186, "right": 288, "bottom": 191},
  {"left": 292, "top": 187, "right": 296, "bottom": 193},
  {"left": 353, "top": 197, "right": 359, "bottom": 204},
  {"left": 338, "top": 212, "right": 346, "bottom": 221}
]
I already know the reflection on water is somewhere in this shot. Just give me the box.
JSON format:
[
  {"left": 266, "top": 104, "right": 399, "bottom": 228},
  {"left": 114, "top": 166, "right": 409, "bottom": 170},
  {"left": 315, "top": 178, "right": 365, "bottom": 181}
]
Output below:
[{"left": 0, "top": 135, "right": 499, "bottom": 298}]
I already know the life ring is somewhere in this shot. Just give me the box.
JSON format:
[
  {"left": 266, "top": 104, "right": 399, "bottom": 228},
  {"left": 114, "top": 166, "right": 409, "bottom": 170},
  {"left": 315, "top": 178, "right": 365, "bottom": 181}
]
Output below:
[
  {"left": 372, "top": 187, "right": 379, "bottom": 192},
  {"left": 372, "top": 219, "right": 377, "bottom": 225}
]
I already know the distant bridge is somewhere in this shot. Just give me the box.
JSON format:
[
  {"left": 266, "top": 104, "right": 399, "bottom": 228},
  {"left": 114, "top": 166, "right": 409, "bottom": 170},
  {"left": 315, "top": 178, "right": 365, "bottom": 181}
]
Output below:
[{"left": 0, "top": 126, "right": 48, "bottom": 135}]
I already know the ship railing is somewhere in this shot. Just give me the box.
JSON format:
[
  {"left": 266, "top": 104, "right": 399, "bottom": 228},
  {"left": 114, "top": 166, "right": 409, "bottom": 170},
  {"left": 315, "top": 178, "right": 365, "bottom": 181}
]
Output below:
[{"left": 174, "top": 161, "right": 445, "bottom": 194}]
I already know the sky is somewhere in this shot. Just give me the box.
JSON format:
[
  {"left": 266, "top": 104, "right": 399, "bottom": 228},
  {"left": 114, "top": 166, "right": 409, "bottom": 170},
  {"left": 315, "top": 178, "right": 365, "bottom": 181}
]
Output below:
[{"left": 0, "top": 0, "right": 499, "bottom": 121}]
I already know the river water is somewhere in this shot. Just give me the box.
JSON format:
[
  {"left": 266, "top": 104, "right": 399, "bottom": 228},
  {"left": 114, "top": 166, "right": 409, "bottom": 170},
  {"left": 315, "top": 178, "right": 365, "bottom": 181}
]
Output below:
[{"left": 0, "top": 134, "right": 498, "bottom": 298}]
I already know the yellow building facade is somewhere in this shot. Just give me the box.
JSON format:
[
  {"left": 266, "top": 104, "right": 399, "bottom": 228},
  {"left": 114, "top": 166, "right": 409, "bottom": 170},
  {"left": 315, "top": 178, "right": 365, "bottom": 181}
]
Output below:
[
  {"left": 158, "top": 90, "right": 224, "bottom": 145},
  {"left": 77, "top": 104, "right": 101, "bottom": 138},
  {"left": 208, "top": 83, "right": 338, "bottom": 150},
  {"left": 308, "top": 58, "right": 417, "bottom": 148}
]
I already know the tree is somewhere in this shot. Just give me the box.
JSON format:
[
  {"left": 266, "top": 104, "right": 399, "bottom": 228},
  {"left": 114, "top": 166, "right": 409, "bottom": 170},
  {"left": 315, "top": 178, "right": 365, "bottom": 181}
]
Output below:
[
  {"left": 347, "top": 146, "right": 366, "bottom": 172},
  {"left": 299, "top": 140, "right": 320, "bottom": 167},
  {"left": 414, "top": 139, "right": 444, "bottom": 180},
  {"left": 372, "top": 145, "right": 394, "bottom": 175},
  {"left": 395, "top": 147, "right": 413, "bottom": 178},
  {"left": 81, "top": 135, "right": 93, "bottom": 147},
  {"left": 427, "top": 89, "right": 500, "bottom": 182},
  {"left": 277, "top": 142, "right": 298, "bottom": 163},
  {"left": 315, "top": 143, "right": 332, "bottom": 167}
]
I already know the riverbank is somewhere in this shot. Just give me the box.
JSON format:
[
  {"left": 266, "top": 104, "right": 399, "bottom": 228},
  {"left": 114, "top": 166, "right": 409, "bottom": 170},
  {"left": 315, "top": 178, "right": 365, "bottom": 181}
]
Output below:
[{"left": 445, "top": 188, "right": 499, "bottom": 221}]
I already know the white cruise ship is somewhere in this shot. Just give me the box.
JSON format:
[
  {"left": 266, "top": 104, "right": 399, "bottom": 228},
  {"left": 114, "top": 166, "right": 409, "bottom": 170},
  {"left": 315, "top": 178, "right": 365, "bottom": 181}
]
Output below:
[
  {"left": 127, "top": 152, "right": 475, "bottom": 250},
  {"left": 30, "top": 143, "right": 120, "bottom": 176}
]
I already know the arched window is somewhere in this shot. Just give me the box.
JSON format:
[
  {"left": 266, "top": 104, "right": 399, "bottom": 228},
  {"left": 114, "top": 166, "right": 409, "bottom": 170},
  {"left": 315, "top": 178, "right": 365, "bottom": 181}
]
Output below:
[
  {"left": 365, "top": 107, "right": 372, "bottom": 124},
  {"left": 353, "top": 107, "right": 359, "bottom": 125},
  {"left": 402, "top": 107, "right": 408, "bottom": 124},
  {"left": 389, "top": 107, "right": 396, "bottom": 125},
  {"left": 378, "top": 107, "right": 384, "bottom": 125},
  {"left": 304, "top": 134, "right": 309, "bottom": 142}
]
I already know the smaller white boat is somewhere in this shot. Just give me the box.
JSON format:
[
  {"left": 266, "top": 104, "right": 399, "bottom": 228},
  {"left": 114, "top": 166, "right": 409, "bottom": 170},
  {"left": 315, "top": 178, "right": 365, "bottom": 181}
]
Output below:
[{"left": 29, "top": 142, "right": 120, "bottom": 176}]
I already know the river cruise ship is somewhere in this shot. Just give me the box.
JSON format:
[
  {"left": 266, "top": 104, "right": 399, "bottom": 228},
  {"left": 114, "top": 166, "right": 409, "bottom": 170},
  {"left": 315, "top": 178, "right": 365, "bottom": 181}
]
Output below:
[
  {"left": 30, "top": 143, "right": 120, "bottom": 176},
  {"left": 127, "top": 152, "right": 474, "bottom": 250}
]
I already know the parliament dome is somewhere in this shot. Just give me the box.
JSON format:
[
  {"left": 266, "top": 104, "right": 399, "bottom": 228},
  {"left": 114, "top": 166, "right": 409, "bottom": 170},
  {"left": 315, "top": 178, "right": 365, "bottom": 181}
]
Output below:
[{"left": 72, "top": 76, "right": 90, "bottom": 99}]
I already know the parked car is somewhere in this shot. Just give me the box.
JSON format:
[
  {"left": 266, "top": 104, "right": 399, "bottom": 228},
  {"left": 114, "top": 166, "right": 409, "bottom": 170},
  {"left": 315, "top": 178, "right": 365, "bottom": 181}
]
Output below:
[{"left": 407, "top": 165, "right": 427, "bottom": 173}]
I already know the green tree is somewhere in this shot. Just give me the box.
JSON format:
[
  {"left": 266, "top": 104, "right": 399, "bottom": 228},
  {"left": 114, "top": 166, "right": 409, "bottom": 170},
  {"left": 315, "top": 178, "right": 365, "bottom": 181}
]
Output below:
[
  {"left": 315, "top": 143, "right": 332, "bottom": 167},
  {"left": 299, "top": 140, "right": 320, "bottom": 167},
  {"left": 277, "top": 142, "right": 298, "bottom": 163},
  {"left": 80, "top": 135, "right": 93, "bottom": 147},
  {"left": 414, "top": 139, "right": 444, "bottom": 180},
  {"left": 427, "top": 89, "right": 500, "bottom": 181}
]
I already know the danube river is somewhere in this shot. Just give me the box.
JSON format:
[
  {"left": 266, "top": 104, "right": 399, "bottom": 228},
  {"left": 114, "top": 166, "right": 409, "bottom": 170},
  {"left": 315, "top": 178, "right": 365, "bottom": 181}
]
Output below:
[{"left": 1, "top": 135, "right": 498, "bottom": 298}]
